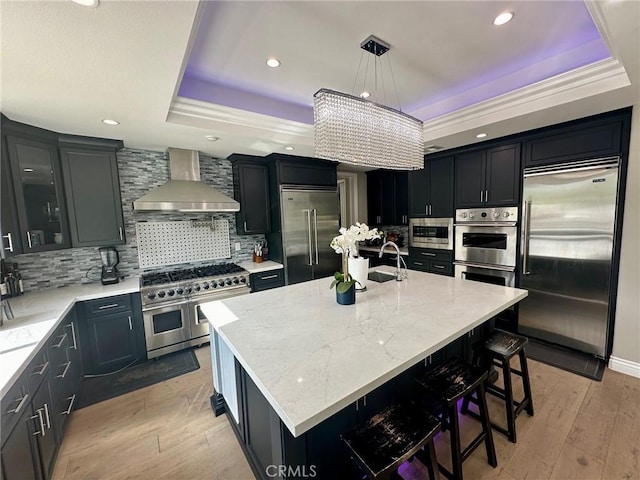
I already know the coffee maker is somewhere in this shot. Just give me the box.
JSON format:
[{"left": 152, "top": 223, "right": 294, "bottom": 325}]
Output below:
[{"left": 99, "top": 247, "right": 120, "bottom": 285}]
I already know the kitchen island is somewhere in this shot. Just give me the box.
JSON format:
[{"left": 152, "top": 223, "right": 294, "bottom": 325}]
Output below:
[{"left": 201, "top": 265, "right": 527, "bottom": 479}]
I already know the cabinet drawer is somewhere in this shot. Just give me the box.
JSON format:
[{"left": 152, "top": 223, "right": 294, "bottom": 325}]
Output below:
[
  {"left": 47, "top": 322, "right": 69, "bottom": 369},
  {"left": 408, "top": 247, "right": 453, "bottom": 262},
  {"left": 25, "top": 348, "right": 49, "bottom": 397},
  {"left": 406, "top": 257, "right": 430, "bottom": 273},
  {"left": 84, "top": 294, "right": 131, "bottom": 317},
  {"left": 429, "top": 261, "right": 453, "bottom": 276},
  {"left": 251, "top": 269, "right": 284, "bottom": 292},
  {"left": 1, "top": 376, "right": 29, "bottom": 444}
]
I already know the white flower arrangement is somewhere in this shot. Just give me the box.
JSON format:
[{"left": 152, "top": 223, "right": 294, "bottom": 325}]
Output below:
[{"left": 330, "top": 222, "right": 382, "bottom": 258}]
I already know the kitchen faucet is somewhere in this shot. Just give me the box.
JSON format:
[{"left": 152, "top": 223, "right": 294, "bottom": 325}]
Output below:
[{"left": 379, "top": 241, "right": 407, "bottom": 281}]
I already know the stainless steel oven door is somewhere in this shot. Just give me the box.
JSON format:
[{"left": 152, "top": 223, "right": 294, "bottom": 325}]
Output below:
[
  {"left": 409, "top": 218, "right": 453, "bottom": 250},
  {"left": 454, "top": 262, "right": 516, "bottom": 287},
  {"left": 455, "top": 224, "right": 517, "bottom": 267},
  {"left": 189, "top": 288, "right": 251, "bottom": 341},
  {"left": 142, "top": 301, "right": 190, "bottom": 358}
]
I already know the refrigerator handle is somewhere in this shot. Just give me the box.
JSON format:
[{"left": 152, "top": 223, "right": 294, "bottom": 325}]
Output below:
[
  {"left": 305, "top": 209, "right": 313, "bottom": 266},
  {"left": 522, "top": 200, "right": 532, "bottom": 275},
  {"left": 313, "top": 209, "right": 319, "bottom": 265}
]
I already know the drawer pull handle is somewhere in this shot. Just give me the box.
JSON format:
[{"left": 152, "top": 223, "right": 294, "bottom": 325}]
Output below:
[
  {"left": 64, "top": 394, "right": 76, "bottom": 415},
  {"left": 413, "top": 261, "right": 424, "bottom": 266},
  {"left": 98, "top": 303, "right": 119, "bottom": 310},
  {"left": 34, "top": 361, "right": 49, "bottom": 376},
  {"left": 8, "top": 393, "right": 29, "bottom": 414},
  {"left": 43, "top": 403, "right": 51, "bottom": 429},
  {"left": 57, "top": 361, "right": 71, "bottom": 379},
  {"left": 53, "top": 332, "right": 67, "bottom": 348},
  {"left": 260, "top": 274, "right": 279, "bottom": 280},
  {"left": 433, "top": 265, "right": 445, "bottom": 269},
  {"left": 67, "top": 322, "right": 78, "bottom": 350},
  {"left": 2, "top": 232, "right": 13, "bottom": 252},
  {"left": 421, "top": 252, "right": 436, "bottom": 257},
  {"left": 32, "top": 410, "right": 44, "bottom": 436},
  {"left": 128, "top": 316, "right": 133, "bottom": 330}
]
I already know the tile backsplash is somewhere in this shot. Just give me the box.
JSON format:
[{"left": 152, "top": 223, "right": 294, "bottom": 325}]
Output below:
[{"left": 12, "top": 148, "right": 264, "bottom": 292}]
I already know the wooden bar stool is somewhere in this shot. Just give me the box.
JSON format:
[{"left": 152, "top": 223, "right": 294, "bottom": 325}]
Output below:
[
  {"left": 341, "top": 403, "right": 442, "bottom": 480},
  {"left": 415, "top": 358, "right": 497, "bottom": 480},
  {"left": 462, "top": 329, "right": 534, "bottom": 443}
]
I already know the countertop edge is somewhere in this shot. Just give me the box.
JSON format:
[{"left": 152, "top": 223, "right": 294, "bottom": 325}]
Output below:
[{"left": 237, "top": 260, "right": 284, "bottom": 274}]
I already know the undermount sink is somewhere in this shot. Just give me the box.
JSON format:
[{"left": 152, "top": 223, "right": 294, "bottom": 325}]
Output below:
[{"left": 368, "top": 271, "right": 397, "bottom": 283}]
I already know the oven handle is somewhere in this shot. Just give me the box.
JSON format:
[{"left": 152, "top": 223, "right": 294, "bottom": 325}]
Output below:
[
  {"left": 453, "top": 261, "right": 515, "bottom": 272},
  {"left": 142, "top": 300, "right": 188, "bottom": 312},
  {"left": 454, "top": 221, "right": 517, "bottom": 227},
  {"left": 522, "top": 200, "right": 532, "bottom": 276}
]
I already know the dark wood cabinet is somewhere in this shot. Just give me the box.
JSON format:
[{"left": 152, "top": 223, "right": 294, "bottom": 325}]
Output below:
[
  {"left": 1, "top": 401, "right": 40, "bottom": 480},
  {"left": 367, "top": 170, "right": 409, "bottom": 225},
  {"left": 1, "top": 131, "right": 22, "bottom": 257},
  {"left": 409, "top": 155, "right": 454, "bottom": 218},
  {"left": 230, "top": 156, "right": 271, "bottom": 235},
  {"left": 406, "top": 247, "right": 453, "bottom": 276},
  {"left": 250, "top": 269, "right": 284, "bottom": 292},
  {"left": 31, "top": 371, "right": 58, "bottom": 480},
  {"left": 269, "top": 154, "right": 337, "bottom": 187},
  {"left": 59, "top": 144, "right": 125, "bottom": 247},
  {"left": 79, "top": 294, "right": 145, "bottom": 375},
  {"left": 455, "top": 143, "right": 521, "bottom": 208},
  {"left": 5, "top": 133, "right": 71, "bottom": 253}
]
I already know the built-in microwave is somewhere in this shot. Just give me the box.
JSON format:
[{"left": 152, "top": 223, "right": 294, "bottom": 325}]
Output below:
[{"left": 408, "top": 218, "right": 453, "bottom": 250}]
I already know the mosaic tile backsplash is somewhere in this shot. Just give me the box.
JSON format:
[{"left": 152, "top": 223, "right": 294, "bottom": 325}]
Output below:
[{"left": 12, "top": 149, "right": 265, "bottom": 292}]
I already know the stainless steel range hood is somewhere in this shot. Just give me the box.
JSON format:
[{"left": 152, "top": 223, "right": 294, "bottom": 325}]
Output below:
[{"left": 133, "top": 148, "right": 240, "bottom": 212}]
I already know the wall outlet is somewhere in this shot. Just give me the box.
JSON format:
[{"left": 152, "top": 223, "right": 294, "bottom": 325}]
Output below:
[{"left": 234, "top": 242, "right": 241, "bottom": 251}]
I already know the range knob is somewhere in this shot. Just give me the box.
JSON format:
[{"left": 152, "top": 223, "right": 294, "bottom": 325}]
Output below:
[
  {"left": 211, "top": 282, "right": 218, "bottom": 288},
  {"left": 202, "top": 282, "right": 210, "bottom": 290},
  {"left": 468, "top": 212, "right": 475, "bottom": 219},
  {"left": 157, "top": 291, "right": 166, "bottom": 298},
  {"left": 232, "top": 277, "right": 239, "bottom": 285},
  {"left": 218, "top": 280, "right": 225, "bottom": 287},
  {"left": 167, "top": 289, "right": 175, "bottom": 297},
  {"left": 184, "top": 286, "right": 192, "bottom": 294},
  {"left": 503, "top": 211, "right": 510, "bottom": 218},
  {"left": 239, "top": 276, "right": 247, "bottom": 284},
  {"left": 225, "top": 278, "right": 232, "bottom": 286},
  {"left": 147, "top": 292, "right": 156, "bottom": 300},
  {"left": 461, "top": 212, "right": 468, "bottom": 218},
  {"left": 176, "top": 287, "right": 184, "bottom": 295},
  {"left": 493, "top": 211, "right": 500, "bottom": 218},
  {"left": 193, "top": 284, "right": 201, "bottom": 292}
]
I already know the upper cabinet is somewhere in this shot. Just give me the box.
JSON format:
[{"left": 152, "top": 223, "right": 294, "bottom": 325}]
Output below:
[
  {"left": 455, "top": 143, "right": 521, "bottom": 208},
  {"left": 5, "top": 130, "right": 71, "bottom": 253},
  {"left": 408, "top": 155, "right": 454, "bottom": 218},
  {"left": 367, "top": 170, "right": 408, "bottom": 226},
  {"left": 0, "top": 115, "right": 124, "bottom": 254},
  {"left": 59, "top": 139, "right": 125, "bottom": 247},
  {"left": 230, "top": 155, "right": 271, "bottom": 235}
]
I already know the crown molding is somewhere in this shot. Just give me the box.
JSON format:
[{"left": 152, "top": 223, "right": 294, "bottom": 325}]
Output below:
[{"left": 422, "top": 58, "right": 630, "bottom": 141}]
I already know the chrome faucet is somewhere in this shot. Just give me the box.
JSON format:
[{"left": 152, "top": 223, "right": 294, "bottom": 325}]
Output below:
[{"left": 379, "top": 241, "right": 407, "bottom": 281}]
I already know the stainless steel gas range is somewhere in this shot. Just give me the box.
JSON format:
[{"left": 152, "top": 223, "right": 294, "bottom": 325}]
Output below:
[{"left": 140, "top": 263, "right": 250, "bottom": 359}]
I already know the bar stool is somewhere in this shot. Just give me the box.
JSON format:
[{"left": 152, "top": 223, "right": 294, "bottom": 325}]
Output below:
[
  {"left": 415, "top": 358, "right": 497, "bottom": 480},
  {"left": 462, "top": 329, "right": 534, "bottom": 443},
  {"left": 341, "top": 403, "right": 441, "bottom": 480}
]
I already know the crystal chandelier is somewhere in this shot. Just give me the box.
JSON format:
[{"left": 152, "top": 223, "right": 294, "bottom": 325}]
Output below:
[{"left": 314, "top": 36, "right": 423, "bottom": 170}]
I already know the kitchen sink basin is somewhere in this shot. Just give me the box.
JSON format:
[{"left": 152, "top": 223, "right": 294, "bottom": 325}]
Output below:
[{"left": 368, "top": 271, "right": 397, "bottom": 283}]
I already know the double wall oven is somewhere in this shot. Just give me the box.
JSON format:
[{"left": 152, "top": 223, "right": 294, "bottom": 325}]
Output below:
[
  {"left": 140, "top": 263, "right": 250, "bottom": 359},
  {"left": 454, "top": 207, "right": 518, "bottom": 287}
]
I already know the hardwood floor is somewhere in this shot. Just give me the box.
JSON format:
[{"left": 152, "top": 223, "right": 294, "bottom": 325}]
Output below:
[{"left": 52, "top": 346, "right": 640, "bottom": 480}]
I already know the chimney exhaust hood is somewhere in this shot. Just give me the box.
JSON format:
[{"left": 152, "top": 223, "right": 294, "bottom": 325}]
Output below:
[{"left": 133, "top": 148, "right": 240, "bottom": 212}]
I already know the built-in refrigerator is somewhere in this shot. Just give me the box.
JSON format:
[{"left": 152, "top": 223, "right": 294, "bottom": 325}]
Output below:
[
  {"left": 279, "top": 185, "right": 340, "bottom": 285},
  {"left": 518, "top": 157, "right": 621, "bottom": 358}
]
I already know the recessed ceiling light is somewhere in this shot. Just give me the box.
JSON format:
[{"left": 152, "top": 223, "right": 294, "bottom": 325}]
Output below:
[
  {"left": 23, "top": 168, "right": 34, "bottom": 172},
  {"left": 360, "top": 91, "right": 370, "bottom": 99},
  {"left": 493, "top": 11, "right": 514, "bottom": 26},
  {"left": 102, "top": 119, "right": 119, "bottom": 126},
  {"left": 205, "top": 135, "right": 220, "bottom": 142},
  {"left": 72, "top": 0, "right": 100, "bottom": 7},
  {"left": 476, "top": 133, "right": 488, "bottom": 138},
  {"left": 425, "top": 145, "right": 444, "bottom": 152},
  {"left": 266, "top": 58, "right": 281, "bottom": 68},
  {"left": 285, "top": 146, "right": 295, "bottom": 151}
]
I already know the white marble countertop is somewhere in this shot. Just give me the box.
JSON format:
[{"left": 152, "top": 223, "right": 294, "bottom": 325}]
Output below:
[
  {"left": 0, "top": 277, "right": 140, "bottom": 397},
  {"left": 202, "top": 265, "right": 527, "bottom": 437},
  {"left": 236, "top": 260, "right": 283, "bottom": 274},
  {"left": 359, "top": 245, "right": 409, "bottom": 256}
]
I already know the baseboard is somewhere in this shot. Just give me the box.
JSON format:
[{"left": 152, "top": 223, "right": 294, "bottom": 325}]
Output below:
[{"left": 608, "top": 356, "right": 640, "bottom": 378}]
